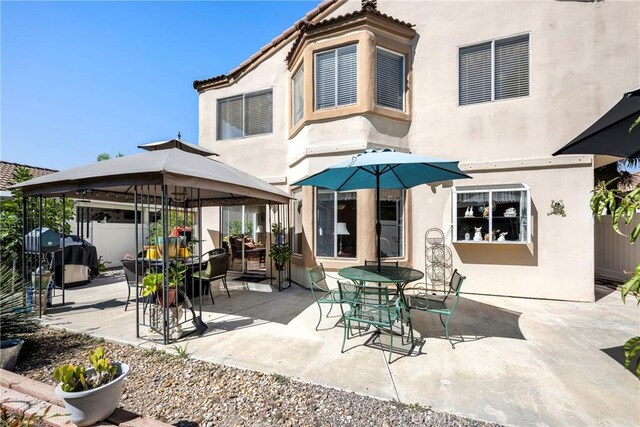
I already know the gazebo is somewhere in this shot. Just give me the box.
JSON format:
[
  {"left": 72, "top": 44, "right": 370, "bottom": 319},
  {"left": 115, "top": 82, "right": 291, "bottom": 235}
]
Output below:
[{"left": 11, "top": 145, "right": 291, "bottom": 344}]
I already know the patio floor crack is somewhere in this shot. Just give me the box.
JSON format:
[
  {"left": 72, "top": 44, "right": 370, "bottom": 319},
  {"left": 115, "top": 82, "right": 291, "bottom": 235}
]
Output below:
[{"left": 383, "top": 350, "right": 401, "bottom": 402}]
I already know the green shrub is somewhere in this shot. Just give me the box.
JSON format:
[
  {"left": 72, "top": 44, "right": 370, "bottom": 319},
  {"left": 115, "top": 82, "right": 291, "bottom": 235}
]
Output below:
[{"left": 0, "top": 264, "right": 38, "bottom": 340}]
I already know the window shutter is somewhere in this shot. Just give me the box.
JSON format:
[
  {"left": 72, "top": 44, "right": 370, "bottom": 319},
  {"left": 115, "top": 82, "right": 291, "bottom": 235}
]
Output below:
[
  {"left": 376, "top": 48, "right": 404, "bottom": 110},
  {"left": 293, "top": 67, "right": 304, "bottom": 125},
  {"left": 459, "top": 42, "right": 492, "bottom": 105},
  {"left": 244, "top": 90, "right": 273, "bottom": 136},
  {"left": 337, "top": 45, "right": 357, "bottom": 106},
  {"left": 495, "top": 35, "right": 529, "bottom": 100},
  {"left": 217, "top": 96, "right": 243, "bottom": 140},
  {"left": 316, "top": 50, "right": 336, "bottom": 109}
]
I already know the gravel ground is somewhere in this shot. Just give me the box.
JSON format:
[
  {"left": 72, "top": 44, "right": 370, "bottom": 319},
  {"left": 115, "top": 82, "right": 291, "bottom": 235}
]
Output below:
[{"left": 15, "top": 327, "right": 500, "bottom": 427}]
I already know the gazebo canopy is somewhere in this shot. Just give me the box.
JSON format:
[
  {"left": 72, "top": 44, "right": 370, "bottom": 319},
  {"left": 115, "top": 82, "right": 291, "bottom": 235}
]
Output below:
[
  {"left": 138, "top": 138, "right": 219, "bottom": 157},
  {"left": 10, "top": 148, "right": 289, "bottom": 206}
]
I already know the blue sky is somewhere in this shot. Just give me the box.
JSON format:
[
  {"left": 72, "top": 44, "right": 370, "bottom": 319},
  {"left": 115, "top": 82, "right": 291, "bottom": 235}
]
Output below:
[{"left": 1, "top": 1, "right": 317, "bottom": 170}]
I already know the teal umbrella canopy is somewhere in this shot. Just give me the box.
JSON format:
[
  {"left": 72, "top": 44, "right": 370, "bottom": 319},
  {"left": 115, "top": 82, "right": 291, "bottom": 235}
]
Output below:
[
  {"left": 293, "top": 149, "right": 471, "bottom": 270},
  {"left": 293, "top": 149, "right": 470, "bottom": 190}
]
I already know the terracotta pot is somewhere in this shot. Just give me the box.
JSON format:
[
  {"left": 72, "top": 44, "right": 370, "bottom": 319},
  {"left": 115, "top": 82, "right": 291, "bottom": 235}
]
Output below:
[{"left": 156, "top": 288, "right": 177, "bottom": 307}]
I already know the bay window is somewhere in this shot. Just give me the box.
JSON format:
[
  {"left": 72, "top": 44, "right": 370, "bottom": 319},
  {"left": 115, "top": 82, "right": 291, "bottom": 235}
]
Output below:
[
  {"left": 316, "top": 189, "right": 357, "bottom": 258},
  {"left": 376, "top": 47, "right": 405, "bottom": 111},
  {"left": 378, "top": 189, "right": 404, "bottom": 257},
  {"left": 452, "top": 184, "right": 531, "bottom": 243},
  {"left": 292, "top": 189, "right": 303, "bottom": 255},
  {"left": 292, "top": 67, "right": 304, "bottom": 125},
  {"left": 315, "top": 44, "right": 358, "bottom": 110}
]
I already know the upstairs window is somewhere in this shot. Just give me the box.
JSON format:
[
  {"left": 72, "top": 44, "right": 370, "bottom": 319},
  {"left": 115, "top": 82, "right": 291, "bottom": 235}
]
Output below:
[
  {"left": 315, "top": 44, "right": 358, "bottom": 110},
  {"left": 292, "top": 67, "right": 304, "bottom": 125},
  {"left": 376, "top": 47, "right": 405, "bottom": 111},
  {"left": 459, "top": 34, "right": 529, "bottom": 106},
  {"left": 217, "top": 89, "right": 273, "bottom": 140}
]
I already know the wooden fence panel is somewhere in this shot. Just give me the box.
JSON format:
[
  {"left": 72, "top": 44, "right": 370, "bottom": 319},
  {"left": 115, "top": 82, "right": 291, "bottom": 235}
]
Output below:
[{"left": 595, "top": 216, "right": 640, "bottom": 282}]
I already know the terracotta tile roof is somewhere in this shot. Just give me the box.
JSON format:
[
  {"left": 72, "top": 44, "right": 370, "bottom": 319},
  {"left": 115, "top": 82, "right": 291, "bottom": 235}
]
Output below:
[
  {"left": 193, "top": 0, "right": 341, "bottom": 91},
  {"left": 0, "top": 161, "right": 57, "bottom": 192},
  {"left": 286, "top": 0, "right": 414, "bottom": 65}
]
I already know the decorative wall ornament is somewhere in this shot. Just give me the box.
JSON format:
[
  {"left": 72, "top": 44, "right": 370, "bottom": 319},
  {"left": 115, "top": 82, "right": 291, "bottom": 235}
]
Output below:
[{"left": 548, "top": 200, "right": 566, "bottom": 217}]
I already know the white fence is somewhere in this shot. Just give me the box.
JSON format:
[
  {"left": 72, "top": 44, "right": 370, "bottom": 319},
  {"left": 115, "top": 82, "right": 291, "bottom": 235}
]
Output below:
[
  {"left": 69, "top": 221, "right": 147, "bottom": 268},
  {"left": 595, "top": 217, "right": 640, "bottom": 282}
]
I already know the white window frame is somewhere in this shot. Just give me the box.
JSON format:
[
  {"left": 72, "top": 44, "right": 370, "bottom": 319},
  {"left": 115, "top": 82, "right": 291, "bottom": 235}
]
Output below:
[
  {"left": 378, "top": 189, "right": 405, "bottom": 258},
  {"left": 291, "top": 188, "right": 303, "bottom": 256},
  {"left": 458, "top": 33, "right": 530, "bottom": 106},
  {"left": 375, "top": 46, "right": 406, "bottom": 112},
  {"left": 292, "top": 66, "right": 304, "bottom": 126},
  {"left": 314, "top": 44, "right": 358, "bottom": 111},
  {"left": 452, "top": 184, "right": 531, "bottom": 244},
  {"left": 315, "top": 189, "right": 357, "bottom": 259},
  {"left": 216, "top": 88, "right": 273, "bottom": 140}
]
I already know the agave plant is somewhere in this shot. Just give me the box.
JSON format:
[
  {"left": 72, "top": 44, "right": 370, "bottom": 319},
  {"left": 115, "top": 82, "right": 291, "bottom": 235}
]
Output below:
[{"left": 0, "top": 263, "right": 38, "bottom": 340}]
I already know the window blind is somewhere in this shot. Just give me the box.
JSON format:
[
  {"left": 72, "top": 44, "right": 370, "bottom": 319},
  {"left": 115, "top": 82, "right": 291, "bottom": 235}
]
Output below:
[
  {"left": 495, "top": 35, "right": 529, "bottom": 100},
  {"left": 293, "top": 67, "right": 304, "bottom": 125},
  {"left": 244, "top": 90, "right": 272, "bottom": 136},
  {"left": 337, "top": 45, "right": 357, "bottom": 106},
  {"left": 316, "top": 50, "right": 336, "bottom": 110},
  {"left": 217, "top": 96, "right": 243, "bottom": 140},
  {"left": 217, "top": 90, "right": 272, "bottom": 140},
  {"left": 315, "top": 44, "right": 357, "bottom": 110},
  {"left": 376, "top": 48, "right": 405, "bottom": 110},
  {"left": 459, "top": 42, "right": 492, "bottom": 106}
]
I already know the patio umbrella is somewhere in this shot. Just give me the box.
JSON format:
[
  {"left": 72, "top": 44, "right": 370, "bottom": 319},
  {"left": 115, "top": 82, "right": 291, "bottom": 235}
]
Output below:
[
  {"left": 293, "top": 148, "right": 471, "bottom": 271},
  {"left": 553, "top": 87, "right": 640, "bottom": 159}
]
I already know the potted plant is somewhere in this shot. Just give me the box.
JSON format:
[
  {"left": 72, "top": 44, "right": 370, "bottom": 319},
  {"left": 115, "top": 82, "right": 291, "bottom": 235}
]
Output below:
[
  {"left": 268, "top": 244, "right": 291, "bottom": 271},
  {"left": 53, "top": 347, "right": 129, "bottom": 426},
  {"left": 0, "top": 264, "right": 38, "bottom": 371},
  {"left": 141, "top": 261, "right": 187, "bottom": 307},
  {"left": 271, "top": 222, "right": 285, "bottom": 245}
]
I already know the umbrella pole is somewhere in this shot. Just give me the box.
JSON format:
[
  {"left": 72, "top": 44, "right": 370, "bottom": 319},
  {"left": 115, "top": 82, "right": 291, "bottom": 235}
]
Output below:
[{"left": 376, "top": 168, "right": 381, "bottom": 273}]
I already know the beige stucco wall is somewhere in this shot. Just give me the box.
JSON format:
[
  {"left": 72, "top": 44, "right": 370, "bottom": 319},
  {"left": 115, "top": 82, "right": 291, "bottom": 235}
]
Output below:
[{"left": 197, "top": 0, "right": 640, "bottom": 301}]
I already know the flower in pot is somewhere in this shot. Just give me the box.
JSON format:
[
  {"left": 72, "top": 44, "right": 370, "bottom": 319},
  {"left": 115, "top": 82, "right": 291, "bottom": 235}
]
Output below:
[
  {"left": 53, "top": 346, "right": 129, "bottom": 427},
  {"left": 268, "top": 244, "right": 291, "bottom": 271}
]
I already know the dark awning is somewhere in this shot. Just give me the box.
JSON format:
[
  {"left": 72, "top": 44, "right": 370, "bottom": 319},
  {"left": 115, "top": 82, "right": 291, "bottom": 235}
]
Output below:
[{"left": 553, "top": 88, "right": 640, "bottom": 159}]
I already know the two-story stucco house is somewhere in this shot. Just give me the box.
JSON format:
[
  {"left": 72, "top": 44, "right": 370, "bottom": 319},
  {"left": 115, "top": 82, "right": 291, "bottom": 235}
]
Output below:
[{"left": 194, "top": 0, "right": 639, "bottom": 302}]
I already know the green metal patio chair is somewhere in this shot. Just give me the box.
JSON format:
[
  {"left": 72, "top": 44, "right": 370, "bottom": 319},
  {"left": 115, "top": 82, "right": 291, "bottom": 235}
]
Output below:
[
  {"left": 402, "top": 269, "right": 466, "bottom": 348},
  {"left": 306, "top": 264, "right": 345, "bottom": 331},
  {"left": 338, "top": 280, "right": 409, "bottom": 363}
]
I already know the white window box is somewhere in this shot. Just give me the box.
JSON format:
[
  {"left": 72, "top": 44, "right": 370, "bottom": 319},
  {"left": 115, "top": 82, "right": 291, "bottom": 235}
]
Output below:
[{"left": 452, "top": 184, "right": 531, "bottom": 244}]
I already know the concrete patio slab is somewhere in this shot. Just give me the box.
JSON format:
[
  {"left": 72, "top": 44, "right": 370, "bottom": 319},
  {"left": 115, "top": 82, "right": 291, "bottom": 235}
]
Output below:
[{"left": 40, "top": 275, "right": 640, "bottom": 426}]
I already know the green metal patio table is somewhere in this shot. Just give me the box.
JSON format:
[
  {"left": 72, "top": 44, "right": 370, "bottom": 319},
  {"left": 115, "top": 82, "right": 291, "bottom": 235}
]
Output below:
[{"left": 338, "top": 265, "right": 424, "bottom": 292}]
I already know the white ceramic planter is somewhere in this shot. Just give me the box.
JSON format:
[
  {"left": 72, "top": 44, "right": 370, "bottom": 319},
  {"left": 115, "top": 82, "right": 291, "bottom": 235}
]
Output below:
[
  {"left": 0, "top": 339, "right": 24, "bottom": 371},
  {"left": 55, "top": 362, "right": 129, "bottom": 426}
]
